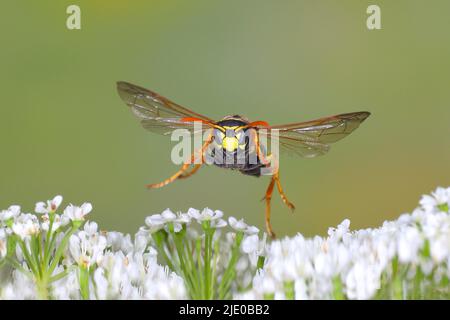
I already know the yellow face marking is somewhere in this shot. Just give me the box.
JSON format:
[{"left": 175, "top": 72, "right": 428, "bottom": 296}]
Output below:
[
  {"left": 222, "top": 137, "right": 239, "bottom": 152},
  {"left": 217, "top": 126, "right": 246, "bottom": 152}
]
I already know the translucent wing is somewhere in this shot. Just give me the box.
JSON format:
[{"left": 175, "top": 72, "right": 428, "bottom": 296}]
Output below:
[
  {"left": 117, "top": 81, "right": 214, "bottom": 136},
  {"left": 258, "top": 111, "right": 370, "bottom": 158}
]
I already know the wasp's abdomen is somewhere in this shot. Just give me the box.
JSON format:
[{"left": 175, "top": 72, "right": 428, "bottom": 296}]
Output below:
[{"left": 207, "top": 138, "right": 266, "bottom": 177}]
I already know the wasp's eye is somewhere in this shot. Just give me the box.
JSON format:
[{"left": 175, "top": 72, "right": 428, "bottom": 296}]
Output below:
[
  {"left": 236, "top": 130, "right": 245, "bottom": 144},
  {"left": 214, "top": 130, "right": 225, "bottom": 142}
]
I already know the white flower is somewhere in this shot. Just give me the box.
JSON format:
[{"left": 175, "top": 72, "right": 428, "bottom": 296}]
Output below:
[
  {"left": 0, "top": 228, "right": 7, "bottom": 258},
  {"left": 144, "top": 209, "right": 191, "bottom": 233},
  {"left": 345, "top": 261, "right": 381, "bottom": 300},
  {"left": 242, "top": 233, "right": 267, "bottom": 266},
  {"left": 328, "top": 219, "right": 351, "bottom": 241},
  {"left": 0, "top": 205, "right": 21, "bottom": 223},
  {"left": 188, "top": 208, "right": 223, "bottom": 221},
  {"left": 397, "top": 226, "right": 422, "bottom": 263},
  {"left": 1, "top": 269, "right": 37, "bottom": 299},
  {"left": 144, "top": 215, "right": 165, "bottom": 233},
  {"left": 430, "top": 236, "right": 449, "bottom": 263},
  {"left": 63, "top": 203, "right": 92, "bottom": 222},
  {"left": 228, "top": 216, "right": 259, "bottom": 234},
  {"left": 51, "top": 266, "right": 80, "bottom": 300},
  {"left": 420, "top": 187, "right": 450, "bottom": 213},
  {"left": 92, "top": 250, "right": 187, "bottom": 300},
  {"left": 210, "top": 218, "right": 227, "bottom": 228},
  {"left": 242, "top": 234, "right": 259, "bottom": 253},
  {"left": 107, "top": 231, "right": 134, "bottom": 253},
  {"left": 134, "top": 233, "right": 149, "bottom": 253},
  {"left": 314, "top": 252, "right": 333, "bottom": 277},
  {"left": 35, "top": 195, "right": 63, "bottom": 214},
  {"left": 260, "top": 274, "right": 276, "bottom": 294},
  {"left": 69, "top": 222, "right": 107, "bottom": 268},
  {"left": 12, "top": 214, "right": 40, "bottom": 240},
  {"left": 41, "top": 213, "right": 67, "bottom": 232}
]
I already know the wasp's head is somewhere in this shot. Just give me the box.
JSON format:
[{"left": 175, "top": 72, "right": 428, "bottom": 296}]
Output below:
[
  {"left": 214, "top": 116, "right": 249, "bottom": 153},
  {"left": 213, "top": 127, "right": 247, "bottom": 153}
]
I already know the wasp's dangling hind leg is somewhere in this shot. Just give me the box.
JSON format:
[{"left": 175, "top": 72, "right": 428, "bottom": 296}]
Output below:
[
  {"left": 274, "top": 171, "right": 295, "bottom": 212},
  {"left": 262, "top": 169, "right": 295, "bottom": 238},
  {"left": 264, "top": 175, "right": 277, "bottom": 238}
]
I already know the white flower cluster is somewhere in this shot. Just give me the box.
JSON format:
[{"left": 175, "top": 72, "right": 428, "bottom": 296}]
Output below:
[
  {"left": 1, "top": 187, "right": 449, "bottom": 300},
  {"left": 141, "top": 208, "right": 265, "bottom": 297},
  {"left": 0, "top": 196, "right": 186, "bottom": 300},
  {"left": 236, "top": 187, "right": 450, "bottom": 300},
  {"left": 92, "top": 228, "right": 186, "bottom": 300},
  {"left": 142, "top": 207, "right": 259, "bottom": 235}
]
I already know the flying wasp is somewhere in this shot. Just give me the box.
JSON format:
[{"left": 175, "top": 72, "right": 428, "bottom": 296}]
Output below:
[{"left": 117, "top": 81, "right": 370, "bottom": 237}]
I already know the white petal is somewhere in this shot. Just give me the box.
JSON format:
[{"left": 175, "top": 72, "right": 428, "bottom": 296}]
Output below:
[{"left": 81, "top": 202, "right": 93, "bottom": 215}]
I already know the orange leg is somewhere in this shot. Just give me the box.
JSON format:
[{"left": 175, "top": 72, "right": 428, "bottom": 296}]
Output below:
[
  {"left": 274, "top": 171, "right": 295, "bottom": 211},
  {"left": 254, "top": 131, "right": 295, "bottom": 237},
  {"left": 147, "top": 134, "right": 212, "bottom": 189},
  {"left": 253, "top": 131, "right": 293, "bottom": 210},
  {"left": 178, "top": 163, "right": 202, "bottom": 179},
  {"left": 264, "top": 175, "right": 277, "bottom": 238},
  {"left": 250, "top": 130, "right": 271, "bottom": 166},
  {"left": 146, "top": 163, "right": 192, "bottom": 189}
]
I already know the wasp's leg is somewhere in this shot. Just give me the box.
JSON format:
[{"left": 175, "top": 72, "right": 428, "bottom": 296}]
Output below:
[
  {"left": 147, "top": 134, "right": 213, "bottom": 188},
  {"left": 179, "top": 132, "right": 213, "bottom": 179},
  {"left": 254, "top": 129, "right": 293, "bottom": 211},
  {"left": 274, "top": 170, "right": 295, "bottom": 211},
  {"left": 146, "top": 162, "right": 192, "bottom": 189},
  {"left": 264, "top": 176, "right": 277, "bottom": 238},
  {"left": 249, "top": 129, "right": 271, "bottom": 166},
  {"left": 178, "top": 163, "right": 202, "bottom": 179}
]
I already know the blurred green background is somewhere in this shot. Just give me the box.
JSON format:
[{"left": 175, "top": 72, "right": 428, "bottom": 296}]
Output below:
[{"left": 1, "top": 1, "right": 449, "bottom": 237}]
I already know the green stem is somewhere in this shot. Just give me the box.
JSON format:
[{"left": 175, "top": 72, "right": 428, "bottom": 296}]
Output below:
[
  {"left": 332, "top": 276, "right": 345, "bottom": 300},
  {"left": 196, "top": 237, "right": 205, "bottom": 299},
  {"left": 43, "top": 214, "right": 55, "bottom": 266},
  {"left": 50, "top": 268, "right": 73, "bottom": 283},
  {"left": 43, "top": 229, "right": 60, "bottom": 272},
  {"left": 284, "top": 281, "right": 295, "bottom": 300},
  {"left": 31, "top": 235, "right": 42, "bottom": 278},
  {"left": 182, "top": 238, "right": 199, "bottom": 299},
  {"left": 257, "top": 256, "right": 265, "bottom": 270},
  {"left": 48, "top": 225, "right": 77, "bottom": 276},
  {"left": 152, "top": 230, "right": 176, "bottom": 272},
  {"left": 210, "top": 239, "right": 220, "bottom": 299},
  {"left": 18, "top": 240, "right": 39, "bottom": 276},
  {"left": 6, "top": 257, "right": 32, "bottom": 278},
  {"left": 36, "top": 276, "right": 50, "bottom": 300},
  {"left": 202, "top": 221, "right": 214, "bottom": 299},
  {"left": 172, "top": 229, "right": 197, "bottom": 298},
  {"left": 79, "top": 266, "right": 90, "bottom": 300},
  {"left": 218, "top": 231, "right": 244, "bottom": 299}
]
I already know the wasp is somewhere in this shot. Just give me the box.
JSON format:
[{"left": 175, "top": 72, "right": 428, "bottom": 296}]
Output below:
[{"left": 117, "top": 81, "right": 370, "bottom": 237}]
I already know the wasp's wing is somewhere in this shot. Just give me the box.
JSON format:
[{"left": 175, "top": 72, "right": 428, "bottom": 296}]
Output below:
[
  {"left": 258, "top": 112, "right": 370, "bottom": 158},
  {"left": 117, "top": 81, "right": 214, "bottom": 136}
]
